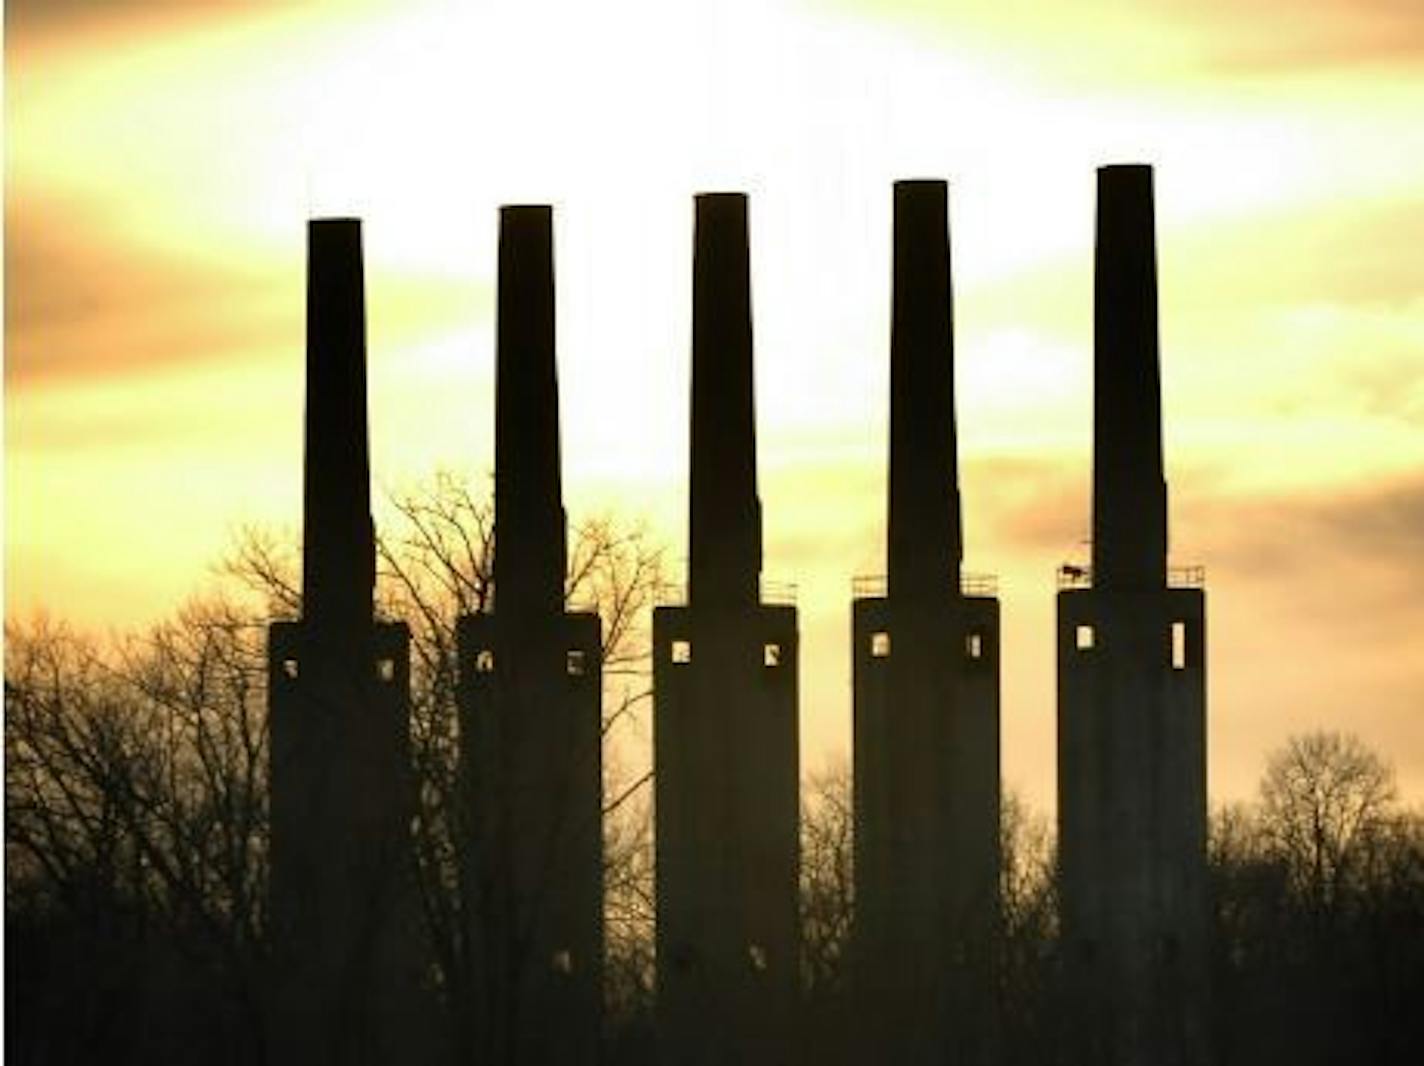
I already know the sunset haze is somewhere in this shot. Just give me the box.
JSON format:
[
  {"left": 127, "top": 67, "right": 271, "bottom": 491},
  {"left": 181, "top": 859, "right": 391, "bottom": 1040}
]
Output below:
[{"left": 8, "top": 0, "right": 1424, "bottom": 813}]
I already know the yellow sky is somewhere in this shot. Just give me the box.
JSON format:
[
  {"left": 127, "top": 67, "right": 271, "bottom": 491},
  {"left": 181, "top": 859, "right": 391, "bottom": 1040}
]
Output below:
[{"left": 8, "top": 0, "right": 1424, "bottom": 811}]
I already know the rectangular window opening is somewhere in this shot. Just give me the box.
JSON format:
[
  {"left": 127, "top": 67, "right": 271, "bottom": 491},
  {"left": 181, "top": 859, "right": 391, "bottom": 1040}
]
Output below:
[
  {"left": 1075, "top": 624, "right": 1095, "bottom": 651},
  {"left": 282, "top": 657, "right": 299, "bottom": 680},
  {"left": 763, "top": 643, "right": 782, "bottom": 668},
  {"left": 551, "top": 948, "right": 574, "bottom": 974},
  {"left": 1171, "top": 621, "right": 1187, "bottom": 670},
  {"left": 671, "top": 639, "right": 692, "bottom": 665},
  {"left": 376, "top": 658, "right": 395, "bottom": 682},
  {"left": 870, "top": 631, "right": 891, "bottom": 658},
  {"left": 966, "top": 631, "right": 984, "bottom": 661},
  {"left": 566, "top": 649, "right": 587, "bottom": 676}
]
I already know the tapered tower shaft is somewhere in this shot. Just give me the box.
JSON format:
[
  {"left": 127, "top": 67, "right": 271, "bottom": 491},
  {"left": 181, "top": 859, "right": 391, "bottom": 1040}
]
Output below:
[
  {"left": 888, "top": 179, "right": 961, "bottom": 601},
  {"left": 494, "top": 206, "right": 567, "bottom": 617},
  {"left": 270, "top": 219, "right": 425, "bottom": 1066},
  {"left": 1057, "top": 164, "right": 1210, "bottom": 1066},
  {"left": 655, "top": 191, "right": 799, "bottom": 1066},
  {"left": 853, "top": 180, "right": 1001, "bottom": 1066},
  {"left": 302, "top": 219, "right": 376, "bottom": 633},
  {"left": 689, "top": 192, "right": 761, "bottom": 608},
  {"left": 1092, "top": 165, "right": 1167, "bottom": 590}
]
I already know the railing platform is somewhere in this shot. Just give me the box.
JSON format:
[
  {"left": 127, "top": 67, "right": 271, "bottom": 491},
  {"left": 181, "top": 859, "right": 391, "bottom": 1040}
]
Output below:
[
  {"left": 654, "top": 577, "right": 798, "bottom": 608},
  {"left": 1056, "top": 563, "right": 1205, "bottom": 590},
  {"left": 851, "top": 572, "right": 998, "bottom": 598}
]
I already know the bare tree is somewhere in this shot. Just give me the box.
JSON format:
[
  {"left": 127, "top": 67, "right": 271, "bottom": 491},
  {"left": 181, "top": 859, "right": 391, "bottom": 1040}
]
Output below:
[
  {"left": 602, "top": 789, "right": 655, "bottom": 1029},
  {"left": 1258, "top": 731, "right": 1397, "bottom": 921},
  {"left": 999, "top": 788, "right": 1055, "bottom": 941},
  {"left": 6, "top": 605, "right": 271, "bottom": 1064},
  {"left": 7, "top": 470, "right": 663, "bottom": 1065},
  {"left": 1204, "top": 734, "right": 1424, "bottom": 1066},
  {"left": 997, "top": 786, "right": 1056, "bottom": 1063},
  {"left": 227, "top": 471, "right": 664, "bottom": 1052},
  {"left": 800, "top": 761, "right": 854, "bottom": 995},
  {"left": 793, "top": 763, "right": 1062, "bottom": 1066}
]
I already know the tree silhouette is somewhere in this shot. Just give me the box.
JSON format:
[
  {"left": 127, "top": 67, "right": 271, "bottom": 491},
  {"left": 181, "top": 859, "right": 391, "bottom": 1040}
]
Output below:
[
  {"left": 6, "top": 603, "right": 270, "bottom": 1065},
  {"left": 1209, "top": 732, "right": 1424, "bottom": 1066},
  {"left": 793, "top": 760, "right": 1060, "bottom": 1066},
  {"left": 800, "top": 762, "right": 854, "bottom": 996},
  {"left": 6, "top": 470, "right": 662, "bottom": 1066},
  {"left": 1257, "top": 730, "right": 1398, "bottom": 922}
]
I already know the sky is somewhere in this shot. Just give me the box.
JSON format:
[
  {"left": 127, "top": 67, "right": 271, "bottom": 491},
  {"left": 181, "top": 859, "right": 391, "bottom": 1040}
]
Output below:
[{"left": 7, "top": 0, "right": 1424, "bottom": 813}]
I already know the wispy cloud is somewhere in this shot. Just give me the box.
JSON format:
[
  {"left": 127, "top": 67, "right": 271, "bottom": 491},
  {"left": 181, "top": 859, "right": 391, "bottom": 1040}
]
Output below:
[{"left": 5, "top": 201, "right": 299, "bottom": 385}]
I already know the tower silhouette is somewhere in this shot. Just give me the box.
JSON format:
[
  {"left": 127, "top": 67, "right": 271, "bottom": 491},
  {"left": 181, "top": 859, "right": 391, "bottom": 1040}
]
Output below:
[
  {"left": 1056, "top": 165, "right": 1210, "bottom": 1066},
  {"left": 852, "top": 180, "right": 1002, "bottom": 1065},
  {"left": 653, "top": 192, "right": 801, "bottom": 1066},
  {"left": 267, "top": 219, "right": 423, "bottom": 1066},
  {"left": 457, "top": 205, "right": 604, "bottom": 1066}
]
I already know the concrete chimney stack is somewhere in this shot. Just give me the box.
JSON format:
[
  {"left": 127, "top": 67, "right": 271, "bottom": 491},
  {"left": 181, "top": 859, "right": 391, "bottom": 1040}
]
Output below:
[
  {"left": 458, "top": 203, "right": 605, "bottom": 1065},
  {"left": 852, "top": 179, "right": 1001, "bottom": 1065},
  {"left": 888, "top": 179, "right": 961, "bottom": 601},
  {"left": 1058, "top": 164, "right": 1211, "bottom": 1066},
  {"left": 1092, "top": 164, "right": 1167, "bottom": 591},
  {"left": 270, "top": 218, "right": 424, "bottom": 1066},
  {"left": 689, "top": 192, "right": 762, "bottom": 608},
  {"left": 494, "top": 205, "right": 567, "bottom": 616},
  {"left": 302, "top": 218, "right": 375, "bottom": 632},
  {"left": 655, "top": 191, "right": 800, "bottom": 1066}
]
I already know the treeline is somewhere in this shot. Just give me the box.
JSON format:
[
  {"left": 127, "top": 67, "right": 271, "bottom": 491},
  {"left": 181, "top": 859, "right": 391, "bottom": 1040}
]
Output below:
[
  {"left": 7, "top": 474, "right": 1424, "bottom": 1064},
  {"left": 5, "top": 473, "right": 662, "bottom": 1066}
]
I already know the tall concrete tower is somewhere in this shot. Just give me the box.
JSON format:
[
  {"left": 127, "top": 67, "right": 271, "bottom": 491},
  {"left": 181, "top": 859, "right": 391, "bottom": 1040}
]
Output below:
[
  {"left": 267, "top": 219, "right": 422, "bottom": 1066},
  {"left": 1057, "top": 164, "right": 1209, "bottom": 1066},
  {"left": 654, "top": 192, "right": 801, "bottom": 1066},
  {"left": 457, "top": 206, "right": 604, "bottom": 1066},
  {"left": 852, "top": 180, "right": 1001, "bottom": 1065}
]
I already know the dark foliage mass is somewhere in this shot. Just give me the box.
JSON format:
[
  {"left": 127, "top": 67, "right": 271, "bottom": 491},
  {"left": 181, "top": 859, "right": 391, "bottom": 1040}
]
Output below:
[{"left": 6, "top": 475, "right": 1424, "bottom": 1064}]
